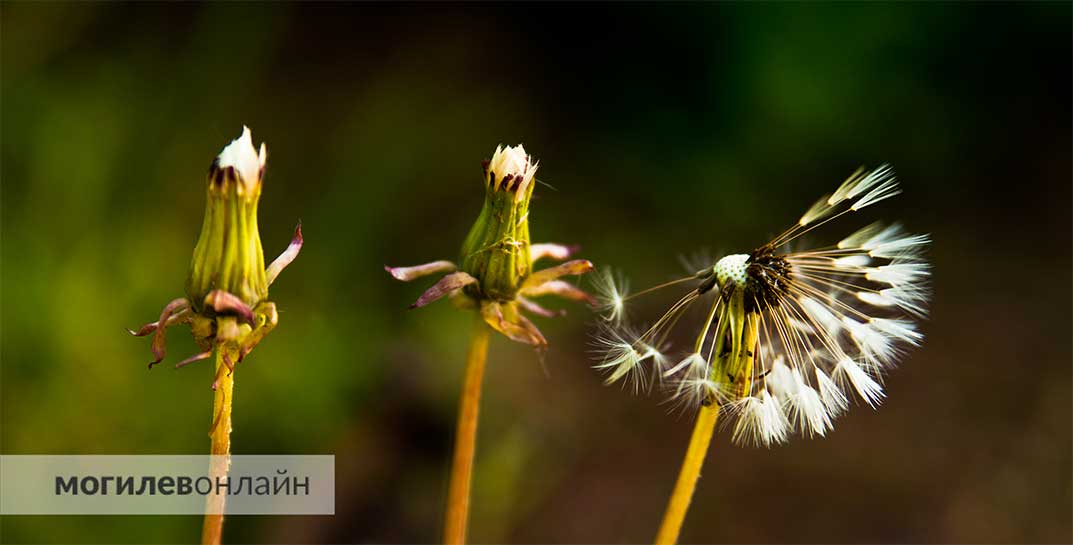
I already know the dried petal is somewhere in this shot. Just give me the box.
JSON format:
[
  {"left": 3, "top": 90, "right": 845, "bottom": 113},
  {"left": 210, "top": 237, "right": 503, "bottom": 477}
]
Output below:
[
  {"left": 517, "top": 296, "right": 564, "bottom": 318},
  {"left": 529, "top": 243, "right": 579, "bottom": 263},
  {"left": 409, "top": 271, "right": 478, "bottom": 309},
  {"left": 480, "top": 301, "right": 547, "bottom": 346},
  {"left": 204, "top": 290, "right": 256, "bottom": 326},
  {"left": 148, "top": 298, "right": 191, "bottom": 369},
  {"left": 519, "top": 279, "right": 595, "bottom": 305},
  {"left": 266, "top": 222, "right": 303, "bottom": 286},
  {"left": 127, "top": 308, "right": 191, "bottom": 337},
  {"left": 521, "top": 259, "right": 594, "bottom": 290},
  {"left": 175, "top": 350, "right": 213, "bottom": 369},
  {"left": 385, "top": 260, "right": 457, "bottom": 282}
]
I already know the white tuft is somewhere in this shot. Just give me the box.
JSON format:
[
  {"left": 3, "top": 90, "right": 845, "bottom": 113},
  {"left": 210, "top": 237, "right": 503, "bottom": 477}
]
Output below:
[
  {"left": 857, "top": 290, "right": 896, "bottom": 308},
  {"left": 842, "top": 316, "right": 897, "bottom": 366},
  {"left": 765, "top": 359, "right": 795, "bottom": 398},
  {"left": 797, "top": 296, "right": 843, "bottom": 337},
  {"left": 860, "top": 224, "right": 931, "bottom": 259},
  {"left": 869, "top": 318, "right": 923, "bottom": 346},
  {"left": 731, "top": 391, "right": 790, "bottom": 447},
  {"left": 786, "top": 368, "right": 832, "bottom": 436},
  {"left": 850, "top": 167, "right": 901, "bottom": 211},
  {"left": 847, "top": 164, "right": 895, "bottom": 200},
  {"left": 879, "top": 285, "right": 930, "bottom": 317},
  {"left": 799, "top": 193, "right": 836, "bottom": 226},
  {"left": 815, "top": 367, "right": 848, "bottom": 415},
  {"left": 217, "top": 126, "right": 263, "bottom": 190},
  {"left": 488, "top": 144, "right": 537, "bottom": 197},
  {"left": 865, "top": 261, "right": 931, "bottom": 286},
  {"left": 838, "top": 221, "right": 885, "bottom": 249},
  {"left": 835, "top": 358, "right": 885, "bottom": 407},
  {"left": 833, "top": 255, "right": 871, "bottom": 269},
  {"left": 663, "top": 352, "right": 707, "bottom": 378},
  {"left": 591, "top": 268, "right": 629, "bottom": 325},
  {"left": 828, "top": 167, "right": 868, "bottom": 205}
]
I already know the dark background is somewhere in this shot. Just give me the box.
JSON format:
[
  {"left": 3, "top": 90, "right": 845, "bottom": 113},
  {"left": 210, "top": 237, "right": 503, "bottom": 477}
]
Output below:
[{"left": 2, "top": 3, "right": 1070, "bottom": 544}]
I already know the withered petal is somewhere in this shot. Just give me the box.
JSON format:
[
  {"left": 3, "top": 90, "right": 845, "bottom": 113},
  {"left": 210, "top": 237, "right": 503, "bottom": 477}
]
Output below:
[
  {"left": 204, "top": 290, "right": 256, "bottom": 326},
  {"left": 480, "top": 301, "right": 547, "bottom": 347},
  {"left": 519, "top": 279, "right": 596, "bottom": 305},
  {"left": 127, "top": 308, "right": 191, "bottom": 337},
  {"left": 522, "top": 259, "right": 594, "bottom": 290},
  {"left": 266, "top": 222, "right": 303, "bottom": 286},
  {"left": 517, "top": 296, "right": 565, "bottom": 318},
  {"left": 148, "top": 298, "right": 191, "bottom": 369},
  {"left": 530, "top": 243, "right": 579, "bottom": 263},
  {"left": 174, "top": 350, "right": 213, "bottom": 369},
  {"left": 410, "top": 271, "right": 477, "bottom": 309},
  {"left": 386, "top": 260, "right": 458, "bottom": 282}
]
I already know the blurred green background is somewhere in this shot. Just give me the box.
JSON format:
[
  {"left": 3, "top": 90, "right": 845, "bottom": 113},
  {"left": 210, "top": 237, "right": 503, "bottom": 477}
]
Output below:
[{"left": 2, "top": 2, "right": 1070, "bottom": 544}]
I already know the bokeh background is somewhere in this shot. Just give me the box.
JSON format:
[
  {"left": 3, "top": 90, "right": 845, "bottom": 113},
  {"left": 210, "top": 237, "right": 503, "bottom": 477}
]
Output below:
[{"left": 2, "top": 3, "right": 1070, "bottom": 544}]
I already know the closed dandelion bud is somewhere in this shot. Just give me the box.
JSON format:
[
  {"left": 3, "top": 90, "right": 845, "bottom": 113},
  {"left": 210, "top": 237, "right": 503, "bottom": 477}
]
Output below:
[
  {"left": 186, "top": 126, "right": 268, "bottom": 310},
  {"left": 129, "top": 125, "right": 302, "bottom": 374},
  {"left": 459, "top": 145, "right": 536, "bottom": 301},
  {"left": 386, "top": 143, "right": 594, "bottom": 347}
]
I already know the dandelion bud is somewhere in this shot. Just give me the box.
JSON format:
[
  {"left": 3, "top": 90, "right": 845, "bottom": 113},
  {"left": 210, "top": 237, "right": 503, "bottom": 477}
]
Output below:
[
  {"left": 459, "top": 144, "right": 538, "bottom": 301},
  {"left": 186, "top": 126, "right": 269, "bottom": 311},
  {"left": 130, "top": 126, "right": 301, "bottom": 372},
  {"left": 386, "top": 144, "right": 592, "bottom": 347}
]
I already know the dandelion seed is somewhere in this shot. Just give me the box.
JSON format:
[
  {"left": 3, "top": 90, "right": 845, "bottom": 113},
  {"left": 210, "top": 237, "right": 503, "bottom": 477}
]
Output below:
[{"left": 592, "top": 268, "right": 629, "bottom": 325}]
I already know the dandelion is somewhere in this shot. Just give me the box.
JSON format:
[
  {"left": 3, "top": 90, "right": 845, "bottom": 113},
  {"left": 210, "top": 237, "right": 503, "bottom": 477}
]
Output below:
[
  {"left": 128, "top": 127, "right": 302, "bottom": 545},
  {"left": 386, "top": 144, "right": 593, "bottom": 544},
  {"left": 593, "top": 165, "right": 930, "bottom": 544}
]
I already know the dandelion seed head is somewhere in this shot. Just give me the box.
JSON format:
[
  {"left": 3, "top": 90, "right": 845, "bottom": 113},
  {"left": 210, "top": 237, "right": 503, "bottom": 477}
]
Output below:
[
  {"left": 592, "top": 164, "right": 928, "bottom": 446},
  {"left": 714, "top": 254, "right": 750, "bottom": 287}
]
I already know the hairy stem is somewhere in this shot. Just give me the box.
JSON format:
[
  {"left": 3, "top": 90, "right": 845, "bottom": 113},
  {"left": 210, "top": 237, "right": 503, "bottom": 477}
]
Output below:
[
  {"left": 654, "top": 404, "right": 720, "bottom": 545},
  {"left": 202, "top": 348, "right": 235, "bottom": 545},
  {"left": 443, "top": 319, "right": 491, "bottom": 545}
]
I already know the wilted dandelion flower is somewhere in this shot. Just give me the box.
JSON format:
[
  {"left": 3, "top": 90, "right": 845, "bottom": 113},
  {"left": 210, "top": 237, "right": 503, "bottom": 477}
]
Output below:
[{"left": 596, "top": 165, "right": 930, "bottom": 447}]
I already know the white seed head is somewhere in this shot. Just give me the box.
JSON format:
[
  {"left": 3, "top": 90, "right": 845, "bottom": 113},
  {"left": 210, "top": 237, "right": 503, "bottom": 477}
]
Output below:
[
  {"left": 216, "top": 126, "right": 265, "bottom": 192},
  {"left": 714, "top": 254, "right": 749, "bottom": 287},
  {"left": 591, "top": 164, "right": 929, "bottom": 447}
]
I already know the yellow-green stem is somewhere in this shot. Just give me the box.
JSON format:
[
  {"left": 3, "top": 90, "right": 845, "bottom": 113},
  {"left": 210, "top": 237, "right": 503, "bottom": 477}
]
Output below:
[
  {"left": 654, "top": 404, "right": 720, "bottom": 545},
  {"left": 202, "top": 348, "right": 235, "bottom": 545},
  {"left": 444, "top": 318, "right": 491, "bottom": 545}
]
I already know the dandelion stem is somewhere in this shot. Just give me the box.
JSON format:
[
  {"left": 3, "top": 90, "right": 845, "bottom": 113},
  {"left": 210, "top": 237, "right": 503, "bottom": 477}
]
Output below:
[
  {"left": 444, "top": 318, "right": 491, "bottom": 545},
  {"left": 202, "top": 347, "right": 235, "bottom": 545},
  {"left": 654, "top": 404, "right": 720, "bottom": 545}
]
